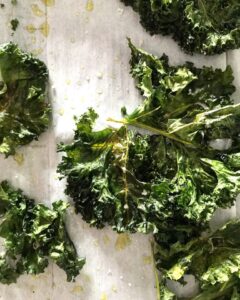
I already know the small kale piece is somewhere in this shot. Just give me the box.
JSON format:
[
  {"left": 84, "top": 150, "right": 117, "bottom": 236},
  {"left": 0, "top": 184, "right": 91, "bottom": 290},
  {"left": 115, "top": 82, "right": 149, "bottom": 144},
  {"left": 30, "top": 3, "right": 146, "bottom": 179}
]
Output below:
[
  {"left": 0, "top": 181, "right": 85, "bottom": 284},
  {"left": 10, "top": 19, "right": 19, "bottom": 31},
  {"left": 120, "top": 0, "right": 240, "bottom": 55},
  {"left": 155, "top": 220, "right": 240, "bottom": 300},
  {"left": 0, "top": 43, "right": 50, "bottom": 156}
]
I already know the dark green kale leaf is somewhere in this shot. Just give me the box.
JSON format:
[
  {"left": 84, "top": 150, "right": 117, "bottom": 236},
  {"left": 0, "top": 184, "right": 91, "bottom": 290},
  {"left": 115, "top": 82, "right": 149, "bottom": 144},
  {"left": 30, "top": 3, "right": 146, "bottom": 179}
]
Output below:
[
  {"left": 57, "top": 42, "right": 240, "bottom": 240},
  {"left": 58, "top": 108, "right": 170, "bottom": 233},
  {"left": 126, "top": 40, "right": 236, "bottom": 136},
  {"left": 57, "top": 107, "right": 237, "bottom": 239},
  {"left": 0, "top": 43, "right": 51, "bottom": 156},
  {"left": 123, "top": 41, "right": 240, "bottom": 221},
  {"left": 0, "top": 181, "right": 85, "bottom": 284},
  {"left": 120, "top": 0, "right": 240, "bottom": 55},
  {"left": 155, "top": 220, "right": 240, "bottom": 300}
]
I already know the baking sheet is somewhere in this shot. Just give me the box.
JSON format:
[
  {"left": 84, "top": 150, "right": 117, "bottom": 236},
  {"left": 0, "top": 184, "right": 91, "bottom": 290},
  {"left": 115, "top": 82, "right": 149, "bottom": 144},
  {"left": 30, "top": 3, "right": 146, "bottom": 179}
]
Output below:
[{"left": 0, "top": 1, "right": 239, "bottom": 299}]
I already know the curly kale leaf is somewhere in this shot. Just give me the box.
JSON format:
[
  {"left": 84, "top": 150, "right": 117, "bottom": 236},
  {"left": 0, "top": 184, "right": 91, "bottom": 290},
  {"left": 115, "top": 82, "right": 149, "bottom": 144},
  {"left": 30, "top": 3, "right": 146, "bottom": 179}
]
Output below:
[
  {"left": 0, "top": 43, "right": 51, "bottom": 156},
  {"left": 123, "top": 41, "right": 240, "bottom": 215},
  {"left": 120, "top": 0, "right": 240, "bottom": 55},
  {"left": 57, "top": 42, "right": 240, "bottom": 239},
  {"left": 155, "top": 220, "right": 240, "bottom": 300},
  {"left": 58, "top": 108, "right": 172, "bottom": 234},
  {"left": 0, "top": 181, "right": 85, "bottom": 284},
  {"left": 126, "top": 40, "right": 236, "bottom": 136},
  {"left": 57, "top": 107, "right": 235, "bottom": 240}
]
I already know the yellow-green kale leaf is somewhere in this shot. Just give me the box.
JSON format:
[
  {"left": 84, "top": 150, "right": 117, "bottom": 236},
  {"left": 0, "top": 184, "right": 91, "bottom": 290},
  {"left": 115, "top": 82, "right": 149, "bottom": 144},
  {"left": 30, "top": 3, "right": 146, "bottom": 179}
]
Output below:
[
  {"left": 121, "top": 0, "right": 240, "bottom": 55},
  {"left": 0, "top": 43, "right": 50, "bottom": 156},
  {"left": 155, "top": 220, "right": 240, "bottom": 300},
  {"left": 0, "top": 181, "right": 85, "bottom": 284}
]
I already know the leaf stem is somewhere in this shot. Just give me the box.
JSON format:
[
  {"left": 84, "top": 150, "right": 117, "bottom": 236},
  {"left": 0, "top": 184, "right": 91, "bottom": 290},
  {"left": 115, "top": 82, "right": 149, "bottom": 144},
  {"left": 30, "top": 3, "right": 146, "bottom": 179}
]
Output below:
[
  {"left": 151, "top": 241, "right": 161, "bottom": 300},
  {"left": 107, "top": 117, "right": 195, "bottom": 148}
]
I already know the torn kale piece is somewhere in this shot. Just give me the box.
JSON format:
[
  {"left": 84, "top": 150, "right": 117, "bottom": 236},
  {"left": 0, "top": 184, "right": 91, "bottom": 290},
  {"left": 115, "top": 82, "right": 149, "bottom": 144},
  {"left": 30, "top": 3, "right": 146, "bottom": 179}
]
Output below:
[
  {"left": 155, "top": 220, "right": 240, "bottom": 300},
  {"left": 0, "top": 181, "right": 85, "bottom": 284},
  {"left": 10, "top": 19, "right": 19, "bottom": 31},
  {"left": 120, "top": 0, "right": 240, "bottom": 55},
  {"left": 0, "top": 43, "right": 50, "bottom": 156}
]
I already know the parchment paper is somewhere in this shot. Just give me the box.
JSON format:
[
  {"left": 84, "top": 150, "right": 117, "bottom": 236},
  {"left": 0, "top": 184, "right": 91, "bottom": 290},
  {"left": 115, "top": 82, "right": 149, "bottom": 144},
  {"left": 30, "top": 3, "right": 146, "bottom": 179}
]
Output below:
[{"left": 0, "top": 1, "right": 239, "bottom": 299}]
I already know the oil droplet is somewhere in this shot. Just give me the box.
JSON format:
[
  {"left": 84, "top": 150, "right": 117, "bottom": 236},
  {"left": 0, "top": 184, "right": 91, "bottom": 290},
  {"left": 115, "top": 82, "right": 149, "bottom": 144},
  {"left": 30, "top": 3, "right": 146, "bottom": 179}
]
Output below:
[
  {"left": 82, "top": 274, "right": 91, "bottom": 282},
  {"left": 103, "top": 234, "right": 110, "bottom": 245},
  {"left": 97, "top": 72, "right": 103, "bottom": 79},
  {"left": 41, "top": 0, "right": 55, "bottom": 7},
  {"left": 111, "top": 285, "right": 117, "bottom": 293},
  {"left": 71, "top": 285, "right": 84, "bottom": 294},
  {"left": 86, "top": 0, "right": 94, "bottom": 12},
  {"left": 143, "top": 255, "right": 152, "bottom": 265},
  {"left": 31, "top": 36, "right": 37, "bottom": 44},
  {"left": 117, "top": 8, "right": 124, "bottom": 15},
  {"left": 58, "top": 108, "right": 64, "bottom": 116},
  {"left": 93, "top": 239, "right": 99, "bottom": 247},
  {"left": 31, "top": 4, "right": 44, "bottom": 17},
  {"left": 115, "top": 234, "right": 131, "bottom": 251},
  {"left": 32, "top": 48, "right": 43, "bottom": 56},
  {"left": 39, "top": 21, "right": 50, "bottom": 37},
  {"left": 14, "top": 153, "right": 24, "bottom": 166},
  {"left": 100, "top": 292, "right": 107, "bottom": 300},
  {"left": 25, "top": 24, "right": 36, "bottom": 34},
  {"left": 30, "top": 285, "right": 36, "bottom": 292}
]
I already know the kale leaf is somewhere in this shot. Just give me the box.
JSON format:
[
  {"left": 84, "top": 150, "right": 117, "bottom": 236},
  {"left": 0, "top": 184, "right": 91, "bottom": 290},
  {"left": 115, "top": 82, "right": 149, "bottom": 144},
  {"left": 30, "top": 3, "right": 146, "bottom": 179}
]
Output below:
[
  {"left": 0, "top": 43, "right": 50, "bottom": 156},
  {"left": 155, "top": 220, "right": 240, "bottom": 300},
  {"left": 57, "top": 41, "right": 240, "bottom": 241},
  {"left": 123, "top": 41, "right": 240, "bottom": 224},
  {"left": 120, "top": 0, "right": 240, "bottom": 55},
  {"left": 57, "top": 41, "right": 240, "bottom": 244},
  {"left": 0, "top": 181, "right": 85, "bottom": 284}
]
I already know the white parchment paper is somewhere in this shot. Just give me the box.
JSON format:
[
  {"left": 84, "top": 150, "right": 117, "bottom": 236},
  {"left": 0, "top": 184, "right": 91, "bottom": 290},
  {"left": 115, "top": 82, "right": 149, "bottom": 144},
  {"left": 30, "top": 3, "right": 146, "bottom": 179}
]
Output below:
[{"left": 0, "top": 1, "right": 239, "bottom": 299}]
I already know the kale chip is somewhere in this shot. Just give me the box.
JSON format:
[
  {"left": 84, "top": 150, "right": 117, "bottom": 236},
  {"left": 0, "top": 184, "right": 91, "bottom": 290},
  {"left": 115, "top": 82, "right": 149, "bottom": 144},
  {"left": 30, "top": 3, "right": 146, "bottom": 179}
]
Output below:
[
  {"left": 58, "top": 108, "right": 203, "bottom": 235},
  {"left": 155, "top": 220, "right": 240, "bottom": 299},
  {"left": 0, "top": 43, "right": 50, "bottom": 156},
  {"left": 57, "top": 42, "right": 240, "bottom": 240},
  {"left": 120, "top": 0, "right": 240, "bottom": 55},
  {"left": 0, "top": 181, "right": 85, "bottom": 284}
]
